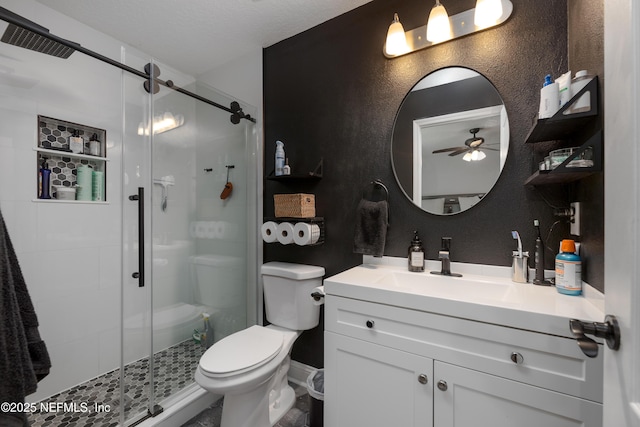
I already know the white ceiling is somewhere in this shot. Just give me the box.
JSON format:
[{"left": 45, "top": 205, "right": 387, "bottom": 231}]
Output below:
[{"left": 35, "top": 0, "right": 373, "bottom": 76}]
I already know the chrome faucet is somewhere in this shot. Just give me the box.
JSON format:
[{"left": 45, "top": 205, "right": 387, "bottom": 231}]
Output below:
[{"left": 430, "top": 237, "right": 462, "bottom": 277}]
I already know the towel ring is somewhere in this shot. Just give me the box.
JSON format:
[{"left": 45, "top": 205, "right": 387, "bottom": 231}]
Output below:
[{"left": 363, "top": 179, "right": 389, "bottom": 202}]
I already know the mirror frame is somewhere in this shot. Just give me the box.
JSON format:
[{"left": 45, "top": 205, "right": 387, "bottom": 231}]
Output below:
[{"left": 391, "top": 66, "right": 510, "bottom": 215}]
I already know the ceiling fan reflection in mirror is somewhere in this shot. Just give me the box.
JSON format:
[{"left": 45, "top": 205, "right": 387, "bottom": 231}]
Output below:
[{"left": 432, "top": 128, "right": 499, "bottom": 161}]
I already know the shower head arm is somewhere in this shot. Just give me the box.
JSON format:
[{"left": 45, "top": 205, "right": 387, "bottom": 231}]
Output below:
[{"left": 0, "top": 6, "right": 256, "bottom": 124}]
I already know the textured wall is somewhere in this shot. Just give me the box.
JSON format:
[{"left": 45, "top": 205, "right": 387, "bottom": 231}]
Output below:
[{"left": 264, "top": 0, "right": 603, "bottom": 368}]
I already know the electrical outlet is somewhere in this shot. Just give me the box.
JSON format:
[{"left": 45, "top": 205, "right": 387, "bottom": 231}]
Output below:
[{"left": 570, "top": 202, "right": 581, "bottom": 236}]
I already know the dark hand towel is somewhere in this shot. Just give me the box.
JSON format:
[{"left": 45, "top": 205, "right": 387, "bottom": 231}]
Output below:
[
  {"left": 0, "top": 209, "right": 51, "bottom": 426},
  {"left": 353, "top": 199, "right": 389, "bottom": 257}
]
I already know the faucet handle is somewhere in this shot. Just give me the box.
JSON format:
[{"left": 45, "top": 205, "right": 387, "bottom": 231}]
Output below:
[{"left": 441, "top": 237, "right": 452, "bottom": 251}]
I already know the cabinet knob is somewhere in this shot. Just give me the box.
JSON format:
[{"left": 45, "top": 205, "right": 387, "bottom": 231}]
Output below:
[
  {"left": 366, "top": 320, "right": 375, "bottom": 329},
  {"left": 132, "top": 272, "right": 140, "bottom": 279},
  {"left": 437, "top": 380, "right": 448, "bottom": 391},
  {"left": 510, "top": 352, "right": 524, "bottom": 364},
  {"left": 418, "top": 374, "right": 428, "bottom": 384}
]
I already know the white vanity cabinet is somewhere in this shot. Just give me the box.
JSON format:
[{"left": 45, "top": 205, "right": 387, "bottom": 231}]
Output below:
[{"left": 324, "top": 293, "right": 603, "bottom": 427}]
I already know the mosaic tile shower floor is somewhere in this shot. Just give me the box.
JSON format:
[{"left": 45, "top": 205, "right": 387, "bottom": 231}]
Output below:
[{"left": 27, "top": 340, "right": 205, "bottom": 427}]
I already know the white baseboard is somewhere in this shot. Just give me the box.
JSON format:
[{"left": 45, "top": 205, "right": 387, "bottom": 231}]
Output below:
[{"left": 288, "top": 360, "right": 318, "bottom": 387}]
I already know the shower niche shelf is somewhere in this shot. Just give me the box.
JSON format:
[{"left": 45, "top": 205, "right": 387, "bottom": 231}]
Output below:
[{"left": 35, "top": 116, "right": 107, "bottom": 202}]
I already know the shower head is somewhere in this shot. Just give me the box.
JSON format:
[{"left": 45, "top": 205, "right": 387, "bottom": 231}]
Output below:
[{"left": 0, "top": 6, "right": 78, "bottom": 59}]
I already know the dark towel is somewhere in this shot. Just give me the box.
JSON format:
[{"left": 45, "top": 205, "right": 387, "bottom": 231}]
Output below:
[
  {"left": 0, "top": 209, "right": 51, "bottom": 426},
  {"left": 353, "top": 199, "right": 389, "bottom": 257}
]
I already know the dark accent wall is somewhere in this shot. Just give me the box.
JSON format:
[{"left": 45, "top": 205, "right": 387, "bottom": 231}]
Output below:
[{"left": 263, "top": 0, "right": 604, "bottom": 368}]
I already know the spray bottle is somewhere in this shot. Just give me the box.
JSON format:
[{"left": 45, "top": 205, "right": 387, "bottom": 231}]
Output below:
[{"left": 275, "top": 140, "right": 285, "bottom": 176}]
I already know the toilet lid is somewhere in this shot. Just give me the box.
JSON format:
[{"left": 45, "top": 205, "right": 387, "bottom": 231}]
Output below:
[{"left": 199, "top": 325, "right": 283, "bottom": 376}]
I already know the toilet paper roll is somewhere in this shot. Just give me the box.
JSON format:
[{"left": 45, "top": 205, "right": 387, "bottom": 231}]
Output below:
[
  {"left": 261, "top": 221, "right": 278, "bottom": 243},
  {"left": 293, "top": 222, "right": 321, "bottom": 246},
  {"left": 214, "top": 221, "right": 226, "bottom": 239},
  {"left": 276, "top": 222, "right": 295, "bottom": 245},
  {"left": 195, "top": 221, "right": 207, "bottom": 238},
  {"left": 310, "top": 286, "right": 325, "bottom": 306},
  {"left": 205, "top": 221, "right": 217, "bottom": 239}
]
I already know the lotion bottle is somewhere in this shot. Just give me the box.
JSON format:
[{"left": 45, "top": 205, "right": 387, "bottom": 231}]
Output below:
[
  {"left": 408, "top": 230, "right": 425, "bottom": 272},
  {"left": 539, "top": 74, "right": 560, "bottom": 119}
]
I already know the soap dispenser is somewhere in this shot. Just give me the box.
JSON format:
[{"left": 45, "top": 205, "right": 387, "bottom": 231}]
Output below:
[{"left": 408, "top": 230, "right": 425, "bottom": 272}]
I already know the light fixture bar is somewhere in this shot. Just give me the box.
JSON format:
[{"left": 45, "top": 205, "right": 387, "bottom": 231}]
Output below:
[{"left": 384, "top": 0, "right": 513, "bottom": 58}]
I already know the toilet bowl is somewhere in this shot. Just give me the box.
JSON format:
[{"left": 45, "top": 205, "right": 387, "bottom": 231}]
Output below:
[{"left": 195, "top": 262, "right": 325, "bottom": 427}]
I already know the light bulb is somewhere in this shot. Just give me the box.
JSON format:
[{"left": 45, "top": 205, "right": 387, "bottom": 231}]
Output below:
[
  {"left": 476, "top": 150, "right": 487, "bottom": 160},
  {"left": 426, "top": 1, "right": 452, "bottom": 43},
  {"left": 463, "top": 152, "right": 473, "bottom": 162},
  {"left": 385, "top": 13, "right": 409, "bottom": 56},
  {"left": 474, "top": 0, "right": 503, "bottom": 28}
]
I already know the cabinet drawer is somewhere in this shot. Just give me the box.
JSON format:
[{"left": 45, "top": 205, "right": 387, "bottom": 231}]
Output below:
[{"left": 325, "top": 295, "right": 603, "bottom": 402}]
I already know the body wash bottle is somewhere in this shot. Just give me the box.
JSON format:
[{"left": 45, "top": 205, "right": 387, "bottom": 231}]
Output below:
[{"left": 408, "top": 230, "right": 425, "bottom": 272}]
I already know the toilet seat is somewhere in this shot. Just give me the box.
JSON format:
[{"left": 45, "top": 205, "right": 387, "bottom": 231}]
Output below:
[{"left": 199, "top": 325, "right": 283, "bottom": 378}]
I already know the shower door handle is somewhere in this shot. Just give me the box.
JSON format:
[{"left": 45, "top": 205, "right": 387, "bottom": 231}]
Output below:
[{"left": 129, "top": 187, "right": 145, "bottom": 287}]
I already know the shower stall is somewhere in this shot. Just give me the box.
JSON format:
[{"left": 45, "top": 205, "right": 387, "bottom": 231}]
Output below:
[{"left": 0, "top": 4, "right": 259, "bottom": 426}]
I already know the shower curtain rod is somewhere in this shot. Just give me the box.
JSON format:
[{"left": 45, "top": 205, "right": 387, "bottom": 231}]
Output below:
[{"left": 0, "top": 6, "right": 255, "bottom": 124}]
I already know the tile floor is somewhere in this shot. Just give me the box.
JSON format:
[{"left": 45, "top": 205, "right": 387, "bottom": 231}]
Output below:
[
  {"left": 181, "top": 382, "right": 312, "bottom": 427},
  {"left": 27, "top": 340, "right": 205, "bottom": 427}
]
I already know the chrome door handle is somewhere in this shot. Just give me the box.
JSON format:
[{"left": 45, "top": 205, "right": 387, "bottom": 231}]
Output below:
[{"left": 569, "top": 315, "right": 620, "bottom": 358}]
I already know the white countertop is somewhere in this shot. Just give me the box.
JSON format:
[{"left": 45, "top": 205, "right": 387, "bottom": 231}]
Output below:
[{"left": 323, "top": 256, "right": 604, "bottom": 339}]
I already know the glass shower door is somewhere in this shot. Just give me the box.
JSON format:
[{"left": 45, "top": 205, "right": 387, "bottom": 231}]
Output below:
[
  {"left": 148, "top": 62, "right": 254, "bottom": 409},
  {"left": 122, "top": 56, "right": 257, "bottom": 425}
]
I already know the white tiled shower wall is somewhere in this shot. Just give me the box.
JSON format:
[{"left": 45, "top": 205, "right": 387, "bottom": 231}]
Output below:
[{"left": 1, "top": 0, "right": 143, "bottom": 402}]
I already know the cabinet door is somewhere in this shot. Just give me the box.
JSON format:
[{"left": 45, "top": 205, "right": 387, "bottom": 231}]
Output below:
[
  {"left": 433, "top": 361, "right": 602, "bottom": 427},
  {"left": 325, "top": 332, "right": 433, "bottom": 427}
]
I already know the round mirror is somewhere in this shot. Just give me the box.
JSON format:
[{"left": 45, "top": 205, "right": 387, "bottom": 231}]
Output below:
[{"left": 391, "top": 67, "right": 509, "bottom": 215}]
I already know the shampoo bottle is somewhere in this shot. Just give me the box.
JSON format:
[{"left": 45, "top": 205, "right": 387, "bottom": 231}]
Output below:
[
  {"left": 408, "top": 230, "right": 425, "bottom": 272},
  {"left": 89, "top": 133, "right": 101, "bottom": 156},
  {"left": 539, "top": 74, "right": 560, "bottom": 119},
  {"left": 39, "top": 157, "right": 52, "bottom": 199},
  {"left": 555, "top": 239, "right": 582, "bottom": 295},
  {"left": 275, "top": 140, "right": 285, "bottom": 176}
]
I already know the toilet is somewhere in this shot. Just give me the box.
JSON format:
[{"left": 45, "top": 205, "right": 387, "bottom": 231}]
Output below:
[{"left": 195, "top": 261, "right": 325, "bottom": 427}]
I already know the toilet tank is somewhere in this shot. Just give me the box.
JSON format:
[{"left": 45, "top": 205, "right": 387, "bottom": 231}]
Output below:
[{"left": 261, "top": 262, "right": 325, "bottom": 330}]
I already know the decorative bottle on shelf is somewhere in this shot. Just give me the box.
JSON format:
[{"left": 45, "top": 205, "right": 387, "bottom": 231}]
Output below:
[
  {"left": 408, "top": 230, "right": 425, "bottom": 272},
  {"left": 275, "top": 140, "right": 285, "bottom": 176},
  {"left": 69, "top": 130, "right": 83, "bottom": 154},
  {"left": 88, "top": 133, "right": 101, "bottom": 156},
  {"left": 282, "top": 158, "right": 291, "bottom": 175}
]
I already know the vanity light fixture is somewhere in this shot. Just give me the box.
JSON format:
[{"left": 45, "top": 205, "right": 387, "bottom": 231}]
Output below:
[
  {"left": 385, "top": 13, "right": 409, "bottom": 56},
  {"left": 383, "top": 0, "right": 513, "bottom": 58},
  {"left": 474, "top": 0, "right": 504, "bottom": 28},
  {"left": 426, "top": 1, "right": 452, "bottom": 43}
]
